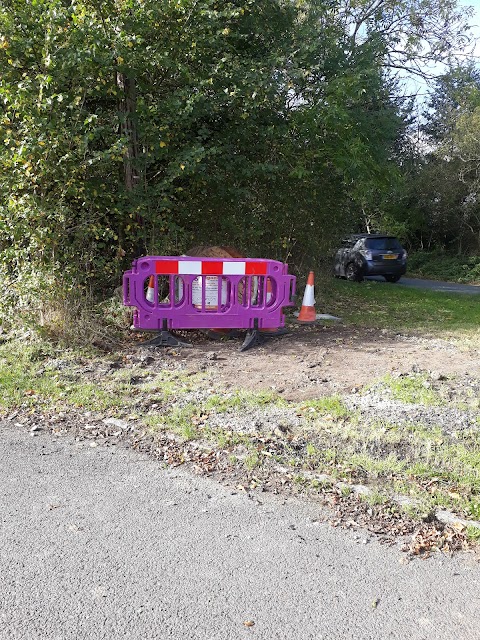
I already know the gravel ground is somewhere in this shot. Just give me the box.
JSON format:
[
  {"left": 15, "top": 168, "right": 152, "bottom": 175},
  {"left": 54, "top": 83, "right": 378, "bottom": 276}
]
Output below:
[{"left": 344, "top": 395, "right": 480, "bottom": 435}]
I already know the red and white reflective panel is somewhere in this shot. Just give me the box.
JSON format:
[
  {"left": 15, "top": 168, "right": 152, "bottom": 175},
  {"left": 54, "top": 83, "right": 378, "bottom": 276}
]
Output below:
[{"left": 155, "top": 259, "right": 267, "bottom": 276}]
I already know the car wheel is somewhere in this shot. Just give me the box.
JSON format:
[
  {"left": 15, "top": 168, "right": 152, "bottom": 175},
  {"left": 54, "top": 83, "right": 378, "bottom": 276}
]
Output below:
[
  {"left": 384, "top": 274, "right": 401, "bottom": 283},
  {"left": 345, "top": 262, "right": 363, "bottom": 282}
]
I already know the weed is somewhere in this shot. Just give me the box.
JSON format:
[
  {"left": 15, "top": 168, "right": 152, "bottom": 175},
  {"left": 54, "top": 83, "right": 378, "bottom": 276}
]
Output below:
[
  {"left": 404, "top": 422, "right": 444, "bottom": 441},
  {"left": 252, "top": 390, "right": 286, "bottom": 406},
  {"left": 323, "top": 448, "right": 337, "bottom": 464},
  {"left": 359, "top": 490, "right": 388, "bottom": 506},
  {"left": 163, "top": 404, "right": 199, "bottom": 440},
  {"left": 68, "top": 383, "right": 127, "bottom": 411},
  {"left": 369, "top": 373, "right": 442, "bottom": 405},
  {"left": 244, "top": 452, "right": 261, "bottom": 470},
  {"left": 204, "top": 389, "right": 284, "bottom": 413},
  {"left": 467, "top": 501, "right": 480, "bottom": 520},
  {"left": 400, "top": 503, "right": 424, "bottom": 521},
  {"left": 466, "top": 526, "right": 480, "bottom": 542},
  {"left": 204, "top": 393, "right": 244, "bottom": 412},
  {"left": 205, "top": 427, "right": 249, "bottom": 449},
  {"left": 27, "top": 343, "right": 58, "bottom": 362},
  {"left": 306, "top": 443, "right": 318, "bottom": 457},
  {"left": 301, "top": 396, "right": 350, "bottom": 419},
  {"left": 310, "top": 478, "right": 333, "bottom": 490},
  {"left": 349, "top": 452, "right": 406, "bottom": 477},
  {"left": 215, "top": 431, "right": 230, "bottom": 449},
  {"left": 181, "top": 422, "right": 200, "bottom": 441},
  {"left": 144, "top": 414, "right": 166, "bottom": 430}
]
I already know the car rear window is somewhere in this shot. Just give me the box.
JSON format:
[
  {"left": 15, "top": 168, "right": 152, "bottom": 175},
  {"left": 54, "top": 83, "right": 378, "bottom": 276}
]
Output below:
[{"left": 365, "top": 237, "right": 402, "bottom": 251}]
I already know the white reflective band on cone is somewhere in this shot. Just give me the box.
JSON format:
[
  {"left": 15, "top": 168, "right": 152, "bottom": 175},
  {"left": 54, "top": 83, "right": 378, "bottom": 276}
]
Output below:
[{"left": 301, "top": 284, "right": 315, "bottom": 307}]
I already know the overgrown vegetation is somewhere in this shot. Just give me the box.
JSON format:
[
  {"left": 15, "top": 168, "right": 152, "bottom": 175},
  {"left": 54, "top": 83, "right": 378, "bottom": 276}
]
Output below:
[
  {"left": 0, "top": 0, "right": 477, "bottom": 334},
  {"left": 404, "top": 64, "right": 480, "bottom": 256},
  {"left": 408, "top": 251, "right": 480, "bottom": 284}
]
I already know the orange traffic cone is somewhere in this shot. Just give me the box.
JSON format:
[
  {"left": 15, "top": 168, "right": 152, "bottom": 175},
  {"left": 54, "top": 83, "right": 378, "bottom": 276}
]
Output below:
[
  {"left": 146, "top": 275, "right": 155, "bottom": 303},
  {"left": 296, "top": 271, "right": 317, "bottom": 323}
]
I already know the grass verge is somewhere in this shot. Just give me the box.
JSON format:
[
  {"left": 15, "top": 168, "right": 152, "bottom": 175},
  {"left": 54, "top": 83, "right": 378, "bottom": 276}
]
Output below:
[
  {"left": 314, "top": 274, "right": 480, "bottom": 343},
  {"left": 2, "top": 335, "right": 479, "bottom": 531}
]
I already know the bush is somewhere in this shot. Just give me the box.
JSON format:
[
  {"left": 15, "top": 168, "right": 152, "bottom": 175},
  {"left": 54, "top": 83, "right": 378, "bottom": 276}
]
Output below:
[{"left": 408, "top": 250, "right": 480, "bottom": 284}]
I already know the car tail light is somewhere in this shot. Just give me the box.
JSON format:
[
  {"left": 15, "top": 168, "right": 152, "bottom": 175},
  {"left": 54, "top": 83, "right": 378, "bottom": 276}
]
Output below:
[
  {"left": 402, "top": 251, "right": 408, "bottom": 259},
  {"left": 363, "top": 250, "right": 373, "bottom": 260}
]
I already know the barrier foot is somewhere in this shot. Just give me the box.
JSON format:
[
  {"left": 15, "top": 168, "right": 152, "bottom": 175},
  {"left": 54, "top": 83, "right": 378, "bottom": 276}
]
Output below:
[
  {"left": 240, "top": 323, "right": 290, "bottom": 352},
  {"left": 240, "top": 328, "right": 264, "bottom": 352},
  {"left": 138, "top": 332, "right": 192, "bottom": 348}
]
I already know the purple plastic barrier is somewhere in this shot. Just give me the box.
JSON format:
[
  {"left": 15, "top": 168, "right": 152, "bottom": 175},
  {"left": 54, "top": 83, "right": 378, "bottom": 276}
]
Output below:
[{"left": 123, "top": 256, "right": 296, "bottom": 331}]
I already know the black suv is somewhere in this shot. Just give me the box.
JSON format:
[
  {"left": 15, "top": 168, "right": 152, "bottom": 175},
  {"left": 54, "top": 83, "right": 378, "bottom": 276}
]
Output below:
[{"left": 334, "top": 234, "right": 407, "bottom": 282}]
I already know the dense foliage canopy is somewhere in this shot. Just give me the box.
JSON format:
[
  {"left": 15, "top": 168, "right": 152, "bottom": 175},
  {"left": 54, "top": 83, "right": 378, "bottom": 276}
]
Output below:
[
  {"left": 399, "top": 63, "right": 480, "bottom": 255},
  {"left": 0, "top": 0, "right": 476, "bottom": 321}
]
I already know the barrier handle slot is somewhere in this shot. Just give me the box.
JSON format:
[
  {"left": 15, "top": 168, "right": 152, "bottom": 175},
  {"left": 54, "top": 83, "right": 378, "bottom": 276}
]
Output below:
[
  {"left": 169, "top": 275, "right": 175, "bottom": 308},
  {"left": 289, "top": 276, "right": 296, "bottom": 303},
  {"left": 123, "top": 272, "right": 132, "bottom": 305}
]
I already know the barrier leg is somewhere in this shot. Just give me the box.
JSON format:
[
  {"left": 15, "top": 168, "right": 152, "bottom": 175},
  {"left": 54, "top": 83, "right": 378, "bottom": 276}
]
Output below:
[
  {"left": 138, "top": 320, "right": 192, "bottom": 348},
  {"left": 240, "top": 319, "right": 265, "bottom": 352},
  {"left": 240, "top": 323, "right": 290, "bottom": 352}
]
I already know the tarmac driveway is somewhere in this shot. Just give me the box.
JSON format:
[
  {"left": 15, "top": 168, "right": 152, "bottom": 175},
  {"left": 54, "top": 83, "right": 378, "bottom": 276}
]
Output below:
[
  {"left": 366, "top": 276, "right": 480, "bottom": 294},
  {"left": 1, "top": 422, "right": 480, "bottom": 640}
]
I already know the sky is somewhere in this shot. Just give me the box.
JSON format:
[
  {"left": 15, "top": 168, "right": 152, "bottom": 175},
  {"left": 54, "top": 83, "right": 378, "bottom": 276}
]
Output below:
[
  {"left": 401, "top": 0, "right": 480, "bottom": 106},
  {"left": 461, "top": 0, "right": 480, "bottom": 58}
]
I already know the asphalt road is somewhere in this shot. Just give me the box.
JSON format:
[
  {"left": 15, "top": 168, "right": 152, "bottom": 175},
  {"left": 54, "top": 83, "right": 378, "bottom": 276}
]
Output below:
[
  {"left": 366, "top": 276, "right": 480, "bottom": 294},
  {"left": 1, "top": 422, "right": 480, "bottom": 640}
]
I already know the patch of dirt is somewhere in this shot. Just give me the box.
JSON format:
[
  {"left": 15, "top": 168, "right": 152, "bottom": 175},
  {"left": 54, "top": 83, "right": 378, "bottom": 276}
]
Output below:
[{"left": 146, "top": 324, "right": 480, "bottom": 401}]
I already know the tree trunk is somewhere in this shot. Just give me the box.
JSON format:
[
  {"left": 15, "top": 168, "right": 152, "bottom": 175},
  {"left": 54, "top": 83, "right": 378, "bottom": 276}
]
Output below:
[
  {"left": 117, "top": 71, "right": 141, "bottom": 192},
  {"left": 117, "top": 69, "right": 144, "bottom": 255}
]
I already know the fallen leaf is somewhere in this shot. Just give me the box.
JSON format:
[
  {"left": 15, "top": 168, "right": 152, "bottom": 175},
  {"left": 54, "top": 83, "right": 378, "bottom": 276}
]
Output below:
[{"left": 448, "top": 491, "right": 461, "bottom": 500}]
